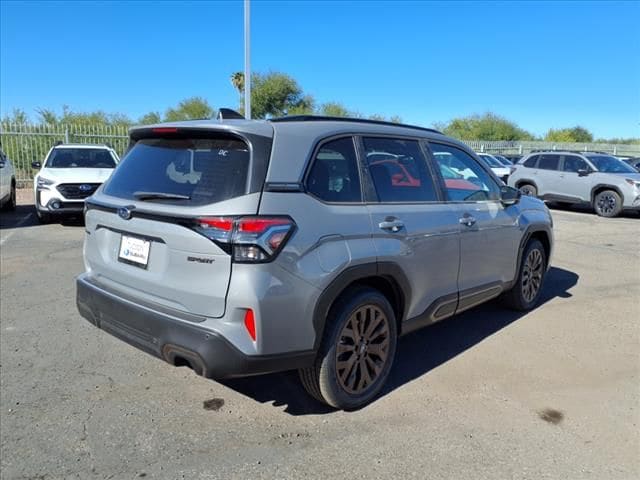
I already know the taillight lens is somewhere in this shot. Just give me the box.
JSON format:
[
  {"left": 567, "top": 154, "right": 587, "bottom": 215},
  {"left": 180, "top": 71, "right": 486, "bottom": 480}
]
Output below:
[{"left": 192, "top": 216, "right": 295, "bottom": 263}]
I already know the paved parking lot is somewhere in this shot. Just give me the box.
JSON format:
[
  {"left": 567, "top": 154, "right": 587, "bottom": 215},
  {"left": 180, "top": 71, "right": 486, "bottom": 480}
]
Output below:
[{"left": 1, "top": 193, "right": 638, "bottom": 480}]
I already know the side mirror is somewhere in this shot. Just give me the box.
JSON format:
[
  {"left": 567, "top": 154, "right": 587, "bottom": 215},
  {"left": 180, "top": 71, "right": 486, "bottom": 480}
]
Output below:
[
  {"left": 32, "top": 161, "right": 41, "bottom": 169},
  {"left": 500, "top": 185, "right": 521, "bottom": 206},
  {"left": 577, "top": 168, "right": 591, "bottom": 177}
]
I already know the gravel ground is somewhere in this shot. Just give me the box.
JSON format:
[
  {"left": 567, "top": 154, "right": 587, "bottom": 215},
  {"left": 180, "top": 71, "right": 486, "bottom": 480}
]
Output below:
[{"left": 1, "top": 191, "right": 639, "bottom": 480}]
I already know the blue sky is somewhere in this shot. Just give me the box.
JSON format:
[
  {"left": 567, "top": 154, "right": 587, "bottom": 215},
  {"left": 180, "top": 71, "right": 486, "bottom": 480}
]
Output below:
[{"left": 1, "top": 0, "right": 639, "bottom": 138}]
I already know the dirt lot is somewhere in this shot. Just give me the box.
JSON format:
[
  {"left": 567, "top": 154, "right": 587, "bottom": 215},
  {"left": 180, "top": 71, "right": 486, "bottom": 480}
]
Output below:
[{"left": 1, "top": 192, "right": 639, "bottom": 480}]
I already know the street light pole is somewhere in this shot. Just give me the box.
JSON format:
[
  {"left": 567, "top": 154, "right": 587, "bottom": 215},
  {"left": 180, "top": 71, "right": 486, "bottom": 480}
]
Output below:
[{"left": 244, "top": 0, "right": 251, "bottom": 120}]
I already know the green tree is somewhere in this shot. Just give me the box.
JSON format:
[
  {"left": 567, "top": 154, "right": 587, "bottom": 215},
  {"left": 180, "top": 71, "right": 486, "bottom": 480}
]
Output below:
[
  {"left": 319, "top": 102, "right": 351, "bottom": 117},
  {"left": 545, "top": 126, "right": 594, "bottom": 143},
  {"left": 36, "top": 108, "right": 59, "bottom": 124},
  {"left": 441, "top": 112, "right": 534, "bottom": 141},
  {"left": 164, "top": 97, "right": 215, "bottom": 122},
  {"left": 138, "top": 111, "right": 162, "bottom": 125},
  {"left": 2, "top": 108, "right": 28, "bottom": 123},
  {"left": 247, "top": 72, "right": 312, "bottom": 118}
]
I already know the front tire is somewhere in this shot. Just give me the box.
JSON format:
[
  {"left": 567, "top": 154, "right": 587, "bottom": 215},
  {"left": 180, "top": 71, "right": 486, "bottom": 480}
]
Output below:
[
  {"left": 36, "top": 209, "right": 51, "bottom": 223},
  {"left": 503, "top": 239, "right": 547, "bottom": 311},
  {"left": 593, "top": 190, "right": 622, "bottom": 218},
  {"left": 518, "top": 183, "right": 537, "bottom": 197},
  {"left": 299, "top": 287, "right": 397, "bottom": 410}
]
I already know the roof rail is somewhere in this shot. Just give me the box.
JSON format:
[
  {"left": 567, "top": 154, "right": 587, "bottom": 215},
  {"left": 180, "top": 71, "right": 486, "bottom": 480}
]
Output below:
[
  {"left": 269, "top": 115, "right": 442, "bottom": 135},
  {"left": 217, "top": 108, "right": 245, "bottom": 120}
]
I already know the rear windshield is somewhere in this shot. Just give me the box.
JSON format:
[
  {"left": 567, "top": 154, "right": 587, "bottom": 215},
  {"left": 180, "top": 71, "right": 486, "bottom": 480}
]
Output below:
[
  {"left": 46, "top": 148, "right": 116, "bottom": 168},
  {"left": 103, "top": 137, "right": 250, "bottom": 205}
]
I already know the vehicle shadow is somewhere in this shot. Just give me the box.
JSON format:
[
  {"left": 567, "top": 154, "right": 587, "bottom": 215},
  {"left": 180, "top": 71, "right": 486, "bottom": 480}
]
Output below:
[
  {"left": 0, "top": 205, "right": 39, "bottom": 230},
  {"left": 547, "top": 202, "right": 639, "bottom": 219},
  {"left": 221, "top": 266, "right": 579, "bottom": 415}
]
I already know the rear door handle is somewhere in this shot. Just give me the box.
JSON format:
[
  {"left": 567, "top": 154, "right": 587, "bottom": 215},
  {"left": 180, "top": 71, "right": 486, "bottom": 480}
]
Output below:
[
  {"left": 379, "top": 220, "right": 404, "bottom": 232},
  {"left": 459, "top": 215, "right": 477, "bottom": 227}
]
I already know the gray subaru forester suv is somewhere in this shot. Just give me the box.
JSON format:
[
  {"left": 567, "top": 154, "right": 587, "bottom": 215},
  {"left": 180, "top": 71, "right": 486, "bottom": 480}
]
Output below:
[
  {"left": 508, "top": 151, "right": 640, "bottom": 217},
  {"left": 76, "top": 115, "right": 554, "bottom": 409}
]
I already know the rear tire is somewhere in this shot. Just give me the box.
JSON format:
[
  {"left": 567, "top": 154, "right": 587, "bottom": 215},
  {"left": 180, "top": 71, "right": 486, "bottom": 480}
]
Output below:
[
  {"left": 593, "top": 190, "right": 622, "bottom": 218},
  {"left": 503, "top": 239, "right": 547, "bottom": 311},
  {"left": 299, "top": 287, "right": 397, "bottom": 410},
  {"left": 518, "top": 183, "right": 537, "bottom": 197},
  {"left": 1, "top": 182, "right": 16, "bottom": 211}
]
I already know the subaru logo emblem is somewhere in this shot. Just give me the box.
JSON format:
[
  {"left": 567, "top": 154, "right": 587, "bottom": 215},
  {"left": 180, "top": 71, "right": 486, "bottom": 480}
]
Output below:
[
  {"left": 118, "top": 207, "right": 133, "bottom": 220},
  {"left": 79, "top": 184, "right": 92, "bottom": 192}
]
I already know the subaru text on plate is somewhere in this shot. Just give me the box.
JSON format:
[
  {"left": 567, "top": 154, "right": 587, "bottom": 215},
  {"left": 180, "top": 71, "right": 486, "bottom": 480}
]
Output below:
[
  {"left": 32, "top": 143, "right": 119, "bottom": 223},
  {"left": 76, "top": 113, "right": 554, "bottom": 409}
]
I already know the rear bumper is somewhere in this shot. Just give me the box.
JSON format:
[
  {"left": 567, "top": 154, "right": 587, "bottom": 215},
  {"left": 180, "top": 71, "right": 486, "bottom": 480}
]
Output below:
[{"left": 76, "top": 274, "right": 315, "bottom": 379}]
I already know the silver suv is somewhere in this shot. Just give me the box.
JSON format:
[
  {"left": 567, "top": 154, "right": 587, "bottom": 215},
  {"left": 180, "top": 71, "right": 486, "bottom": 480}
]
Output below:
[
  {"left": 76, "top": 115, "right": 554, "bottom": 409},
  {"left": 508, "top": 151, "right": 640, "bottom": 217}
]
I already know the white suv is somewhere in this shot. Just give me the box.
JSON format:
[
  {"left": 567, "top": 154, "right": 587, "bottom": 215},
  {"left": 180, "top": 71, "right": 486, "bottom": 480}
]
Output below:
[{"left": 32, "top": 144, "right": 119, "bottom": 222}]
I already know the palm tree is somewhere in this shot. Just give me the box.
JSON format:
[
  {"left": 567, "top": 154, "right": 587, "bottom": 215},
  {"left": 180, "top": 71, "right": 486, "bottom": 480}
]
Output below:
[{"left": 230, "top": 72, "right": 244, "bottom": 110}]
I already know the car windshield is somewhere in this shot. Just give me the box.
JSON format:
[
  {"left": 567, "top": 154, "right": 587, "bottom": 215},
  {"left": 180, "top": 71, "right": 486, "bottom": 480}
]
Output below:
[
  {"left": 588, "top": 155, "right": 637, "bottom": 173},
  {"left": 46, "top": 148, "right": 117, "bottom": 168},
  {"left": 479, "top": 154, "right": 502, "bottom": 167}
]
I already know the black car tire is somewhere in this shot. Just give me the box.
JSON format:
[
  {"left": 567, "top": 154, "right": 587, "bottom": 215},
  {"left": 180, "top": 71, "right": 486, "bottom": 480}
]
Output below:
[
  {"left": 593, "top": 190, "right": 623, "bottom": 218},
  {"left": 518, "top": 183, "right": 538, "bottom": 197},
  {"left": 503, "top": 239, "right": 547, "bottom": 311},
  {"left": 1, "top": 181, "right": 16, "bottom": 211},
  {"left": 36, "top": 209, "right": 51, "bottom": 223},
  {"left": 299, "top": 287, "right": 397, "bottom": 410}
]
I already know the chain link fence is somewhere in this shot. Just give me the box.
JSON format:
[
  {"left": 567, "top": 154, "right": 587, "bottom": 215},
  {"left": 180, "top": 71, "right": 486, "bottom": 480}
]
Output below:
[{"left": 1, "top": 122, "right": 639, "bottom": 185}]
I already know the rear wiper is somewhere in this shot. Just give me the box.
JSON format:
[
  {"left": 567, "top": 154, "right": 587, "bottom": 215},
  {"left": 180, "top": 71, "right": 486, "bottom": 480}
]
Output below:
[{"left": 133, "top": 191, "right": 191, "bottom": 201}]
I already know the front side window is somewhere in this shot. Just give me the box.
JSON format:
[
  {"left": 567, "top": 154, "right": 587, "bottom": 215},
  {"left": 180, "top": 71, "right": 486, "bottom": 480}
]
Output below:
[
  {"left": 538, "top": 154, "right": 560, "bottom": 170},
  {"left": 562, "top": 155, "right": 588, "bottom": 172},
  {"left": 104, "top": 136, "right": 250, "bottom": 206},
  {"left": 306, "top": 137, "right": 361, "bottom": 202},
  {"left": 45, "top": 148, "right": 117, "bottom": 169},
  {"left": 430, "top": 143, "right": 500, "bottom": 202},
  {"left": 362, "top": 137, "right": 437, "bottom": 203}
]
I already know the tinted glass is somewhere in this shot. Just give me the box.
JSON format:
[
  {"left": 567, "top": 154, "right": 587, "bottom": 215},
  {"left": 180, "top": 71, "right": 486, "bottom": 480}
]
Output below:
[
  {"left": 562, "top": 155, "right": 588, "bottom": 172},
  {"left": 104, "top": 137, "right": 249, "bottom": 206},
  {"left": 430, "top": 143, "right": 500, "bottom": 201},
  {"left": 538, "top": 155, "right": 560, "bottom": 170},
  {"left": 46, "top": 148, "right": 117, "bottom": 168},
  {"left": 479, "top": 154, "right": 502, "bottom": 167},
  {"left": 523, "top": 155, "right": 539, "bottom": 167},
  {"left": 307, "top": 137, "right": 361, "bottom": 202},
  {"left": 588, "top": 155, "right": 637, "bottom": 173},
  {"left": 362, "top": 137, "right": 437, "bottom": 203}
]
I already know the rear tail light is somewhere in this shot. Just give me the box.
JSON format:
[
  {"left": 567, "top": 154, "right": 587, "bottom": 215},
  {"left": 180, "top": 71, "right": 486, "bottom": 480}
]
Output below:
[{"left": 192, "top": 215, "right": 295, "bottom": 263}]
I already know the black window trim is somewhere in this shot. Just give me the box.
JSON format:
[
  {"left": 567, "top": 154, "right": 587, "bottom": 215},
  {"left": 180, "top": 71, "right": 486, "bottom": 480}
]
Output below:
[
  {"left": 302, "top": 134, "right": 365, "bottom": 205},
  {"left": 424, "top": 140, "right": 503, "bottom": 205},
  {"left": 356, "top": 134, "right": 447, "bottom": 205}
]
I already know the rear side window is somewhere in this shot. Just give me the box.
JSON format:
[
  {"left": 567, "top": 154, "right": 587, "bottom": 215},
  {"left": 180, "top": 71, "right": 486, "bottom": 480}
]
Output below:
[
  {"left": 538, "top": 154, "right": 560, "bottom": 170},
  {"left": 306, "top": 137, "right": 361, "bottom": 202},
  {"left": 46, "top": 148, "right": 117, "bottom": 168},
  {"left": 523, "top": 155, "right": 539, "bottom": 168},
  {"left": 104, "top": 137, "right": 250, "bottom": 206},
  {"left": 363, "top": 137, "right": 437, "bottom": 203}
]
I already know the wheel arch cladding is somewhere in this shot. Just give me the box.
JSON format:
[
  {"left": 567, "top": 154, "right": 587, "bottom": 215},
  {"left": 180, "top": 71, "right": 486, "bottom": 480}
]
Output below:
[
  {"left": 591, "top": 184, "right": 624, "bottom": 203},
  {"left": 311, "top": 262, "right": 410, "bottom": 350}
]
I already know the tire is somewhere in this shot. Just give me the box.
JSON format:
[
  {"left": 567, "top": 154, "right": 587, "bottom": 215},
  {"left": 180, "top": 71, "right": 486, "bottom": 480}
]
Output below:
[
  {"left": 299, "top": 287, "right": 398, "bottom": 410},
  {"left": 518, "top": 183, "right": 537, "bottom": 197},
  {"left": 1, "top": 182, "right": 16, "bottom": 211},
  {"left": 593, "top": 190, "right": 622, "bottom": 218},
  {"left": 36, "top": 209, "right": 51, "bottom": 223},
  {"left": 502, "top": 239, "right": 547, "bottom": 311}
]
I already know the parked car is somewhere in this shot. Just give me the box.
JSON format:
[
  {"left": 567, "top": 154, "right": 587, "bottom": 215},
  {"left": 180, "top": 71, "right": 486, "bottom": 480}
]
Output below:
[
  {"left": 32, "top": 144, "right": 119, "bottom": 222},
  {"left": 508, "top": 151, "right": 640, "bottom": 217},
  {"left": 503, "top": 154, "right": 522, "bottom": 164},
  {"left": 77, "top": 114, "right": 554, "bottom": 410},
  {"left": 493, "top": 154, "right": 513, "bottom": 165},
  {"left": 477, "top": 153, "right": 511, "bottom": 183},
  {"left": 0, "top": 147, "right": 17, "bottom": 211},
  {"left": 623, "top": 157, "right": 640, "bottom": 171}
]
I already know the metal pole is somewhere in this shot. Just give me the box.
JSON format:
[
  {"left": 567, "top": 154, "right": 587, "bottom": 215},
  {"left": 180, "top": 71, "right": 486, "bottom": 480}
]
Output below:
[{"left": 244, "top": 0, "right": 251, "bottom": 120}]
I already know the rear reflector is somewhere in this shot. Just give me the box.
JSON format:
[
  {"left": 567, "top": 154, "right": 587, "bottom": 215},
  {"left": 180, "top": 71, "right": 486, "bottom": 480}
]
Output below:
[{"left": 244, "top": 309, "right": 256, "bottom": 341}]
